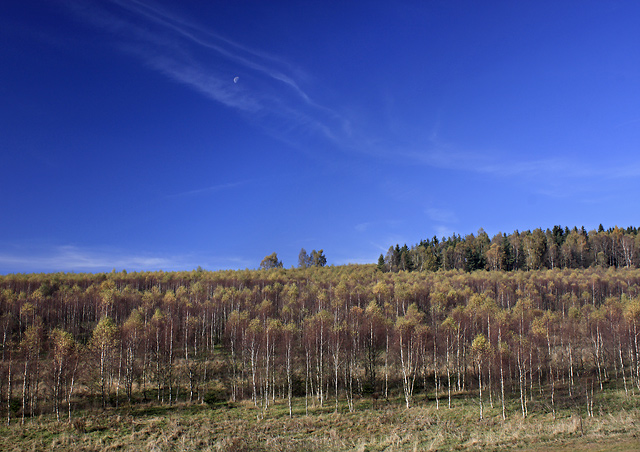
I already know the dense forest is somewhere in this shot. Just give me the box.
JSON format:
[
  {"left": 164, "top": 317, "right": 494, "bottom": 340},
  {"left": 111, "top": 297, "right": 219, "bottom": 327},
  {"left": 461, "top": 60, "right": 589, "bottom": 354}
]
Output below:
[
  {"left": 380, "top": 225, "right": 640, "bottom": 273},
  {"left": 1, "top": 260, "right": 640, "bottom": 424}
]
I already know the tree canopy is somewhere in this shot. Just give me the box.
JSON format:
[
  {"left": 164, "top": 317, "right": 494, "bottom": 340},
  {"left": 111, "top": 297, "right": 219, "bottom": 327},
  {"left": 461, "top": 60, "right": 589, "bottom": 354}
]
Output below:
[
  {"left": 260, "top": 252, "right": 283, "bottom": 270},
  {"left": 380, "top": 224, "right": 640, "bottom": 273}
]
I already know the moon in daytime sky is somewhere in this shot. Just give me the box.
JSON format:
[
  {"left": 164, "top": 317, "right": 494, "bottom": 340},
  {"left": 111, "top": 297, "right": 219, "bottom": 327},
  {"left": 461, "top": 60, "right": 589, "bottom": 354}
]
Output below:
[{"left": 233, "top": 76, "right": 239, "bottom": 83}]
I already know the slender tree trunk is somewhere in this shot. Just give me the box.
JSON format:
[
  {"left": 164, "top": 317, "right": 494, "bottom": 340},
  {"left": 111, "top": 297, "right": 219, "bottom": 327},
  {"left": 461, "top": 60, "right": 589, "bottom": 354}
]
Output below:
[
  {"left": 550, "top": 365, "right": 556, "bottom": 419},
  {"left": 446, "top": 335, "right": 452, "bottom": 409},
  {"left": 620, "top": 343, "right": 628, "bottom": 397},
  {"left": 333, "top": 338, "right": 340, "bottom": 413},
  {"left": 594, "top": 325, "right": 603, "bottom": 391},
  {"left": 399, "top": 335, "right": 415, "bottom": 408},
  {"left": 399, "top": 336, "right": 410, "bottom": 408},
  {"left": 116, "top": 347, "right": 122, "bottom": 408},
  {"left": 264, "top": 331, "right": 270, "bottom": 410},
  {"left": 478, "top": 360, "right": 483, "bottom": 420},
  {"left": 33, "top": 344, "right": 40, "bottom": 418},
  {"left": 6, "top": 359, "right": 11, "bottom": 425},
  {"left": 518, "top": 349, "right": 526, "bottom": 418},
  {"left": 230, "top": 334, "right": 237, "bottom": 403},
  {"left": 156, "top": 329, "right": 161, "bottom": 402},
  {"left": 568, "top": 342, "right": 575, "bottom": 397},
  {"left": 305, "top": 349, "right": 309, "bottom": 415},
  {"left": 347, "top": 347, "right": 354, "bottom": 412},
  {"left": 487, "top": 316, "right": 493, "bottom": 408},
  {"left": 169, "top": 320, "right": 174, "bottom": 404},
  {"left": 633, "top": 321, "right": 639, "bottom": 391},
  {"left": 250, "top": 338, "right": 258, "bottom": 406},
  {"left": 488, "top": 355, "right": 493, "bottom": 409},
  {"left": 384, "top": 331, "right": 389, "bottom": 399},
  {"left": 498, "top": 327, "right": 506, "bottom": 420},
  {"left": 67, "top": 360, "right": 78, "bottom": 424},
  {"left": 434, "top": 331, "right": 439, "bottom": 410},
  {"left": 55, "top": 361, "right": 61, "bottom": 421},
  {"left": 319, "top": 323, "right": 324, "bottom": 407},
  {"left": 528, "top": 346, "right": 533, "bottom": 403},
  {"left": 100, "top": 348, "right": 107, "bottom": 408},
  {"left": 286, "top": 339, "right": 292, "bottom": 418},
  {"left": 21, "top": 360, "right": 28, "bottom": 425},
  {"left": 456, "top": 328, "right": 461, "bottom": 391}
]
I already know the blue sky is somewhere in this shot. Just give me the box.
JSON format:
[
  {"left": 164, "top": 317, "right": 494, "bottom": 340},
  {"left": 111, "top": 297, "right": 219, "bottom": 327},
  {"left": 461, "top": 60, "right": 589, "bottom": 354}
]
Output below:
[{"left": 1, "top": 0, "right": 639, "bottom": 273}]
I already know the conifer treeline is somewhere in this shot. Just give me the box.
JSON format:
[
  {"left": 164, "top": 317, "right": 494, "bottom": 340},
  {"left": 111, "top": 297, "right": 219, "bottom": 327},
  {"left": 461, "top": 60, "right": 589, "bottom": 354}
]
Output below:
[
  {"left": 1, "top": 265, "right": 640, "bottom": 422},
  {"left": 380, "top": 225, "right": 639, "bottom": 273}
]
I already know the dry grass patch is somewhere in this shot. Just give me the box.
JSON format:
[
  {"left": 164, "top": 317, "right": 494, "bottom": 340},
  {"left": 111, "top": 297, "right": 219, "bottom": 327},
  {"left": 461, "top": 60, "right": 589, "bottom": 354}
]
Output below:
[{"left": 1, "top": 392, "right": 639, "bottom": 451}]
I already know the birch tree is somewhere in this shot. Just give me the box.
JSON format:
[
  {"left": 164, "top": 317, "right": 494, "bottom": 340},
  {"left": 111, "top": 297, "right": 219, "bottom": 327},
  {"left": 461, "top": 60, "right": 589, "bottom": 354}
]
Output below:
[
  {"left": 395, "top": 304, "right": 425, "bottom": 408},
  {"left": 90, "top": 316, "right": 119, "bottom": 408}
]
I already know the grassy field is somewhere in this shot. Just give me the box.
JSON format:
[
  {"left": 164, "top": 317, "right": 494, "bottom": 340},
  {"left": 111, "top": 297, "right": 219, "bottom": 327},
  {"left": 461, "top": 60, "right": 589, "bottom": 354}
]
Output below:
[{"left": 1, "top": 390, "right": 639, "bottom": 451}]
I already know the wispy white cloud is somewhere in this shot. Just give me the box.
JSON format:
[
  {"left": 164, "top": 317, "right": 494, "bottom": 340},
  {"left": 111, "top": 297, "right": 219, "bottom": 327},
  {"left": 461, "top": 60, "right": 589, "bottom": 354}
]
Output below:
[
  {"left": 113, "top": 0, "right": 314, "bottom": 104},
  {"left": 66, "top": 1, "right": 640, "bottom": 185},
  {"left": 370, "top": 242, "right": 391, "bottom": 253},
  {"left": 354, "top": 222, "right": 371, "bottom": 233},
  {"left": 426, "top": 208, "right": 458, "bottom": 224},
  {"left": 423, "top": 207, "right": 458, "bottom": 241},
  {"left": 614, "top": 117, "right": 640, "bottom": 129},
  {"left": 68, "top": 0, "right": 347, "bottom": 147},
  {"left": 405, "top": 147, "right": 565, "bottom": 177},
  {"left": 168, "top": 180, "right": 249, "bottom": 198},
  {"left": 479, "top": 156, "right": 640, "bottom": 181},
  {"left": 434, "top": 225, "right": 455, "bottom": 240},
  {"left": 355, "top": 219, "right": 404, "bottom": 235},
  {"left": 603, "top": 162, "right": 640, "bottom": 179},
  {"left": 405, "top": 145, "right": 640, "bottom": 183},
  {"left": 146, "top": 55, "right": 261, "bottom": 112},
  {"left": 0, "top": 245, "right": 251, "bottom": 274}
]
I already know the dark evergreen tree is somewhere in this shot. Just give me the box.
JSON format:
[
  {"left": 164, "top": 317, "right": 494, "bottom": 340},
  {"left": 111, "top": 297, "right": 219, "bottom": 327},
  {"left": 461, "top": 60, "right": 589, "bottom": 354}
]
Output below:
[
  {"left": 464, "top": 245, "right": 482, "bottom": 272},
  {"left": 502, "top": 233, "right": 514, "bottom": 271},
  {"left": 400, "top": 244, "right": 413, "bottom": 272},
  {"left": 310, "top": 249, "right": 327, "bottom": 267},
  {"left": 552, "top": 225, "right": 565, "bottom": 246},
  {"left": 394, "top": 244, "right": 402, "bottom": 269}
]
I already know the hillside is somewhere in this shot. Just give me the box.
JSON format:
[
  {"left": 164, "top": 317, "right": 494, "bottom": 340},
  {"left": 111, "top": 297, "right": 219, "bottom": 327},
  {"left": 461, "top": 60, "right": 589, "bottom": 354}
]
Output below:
[{"left": 1, "top": 266, "right": 640, "bottom": 449}]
